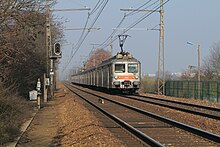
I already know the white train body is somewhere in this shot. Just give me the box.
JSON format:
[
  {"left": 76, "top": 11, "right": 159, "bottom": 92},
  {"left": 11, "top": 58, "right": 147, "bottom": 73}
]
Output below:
[{"left": 71, "top": 52, "right": 141, "bottom": 93}]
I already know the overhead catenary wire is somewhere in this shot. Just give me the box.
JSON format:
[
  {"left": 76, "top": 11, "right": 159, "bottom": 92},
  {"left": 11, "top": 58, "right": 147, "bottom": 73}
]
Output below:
[
  {"left": 85, "top": 0, "right": 159, "bottom": 58},
  {"left": 63, "top": 0, "right": 107, "bottom": 71},
  {"left": 95, "top": 15, "right": 127, "bottom": 50},
  {"left": 63, "top": 0, "right": 109, "bottom": 72},
  {"left": 84, "top": 1, "right": 163, "bottom": 69},
  {"left": 63, "top": 0, "right": 170, "bottom": 72},
  {"left": 90, "top": 0, "right": 103, "bottom": 15},
  {"left": 70, "top": 14, "right": 90, "bottom": 56},
  {"left": 69, "top": 0, "right": 105, "bottom": 57},
  {"left": 125, "top": 0, "right": 160, "bottom": 17},
  {"left": 120, "top": 3, "right": 161, "bottom": 35},
  {"left": 96, "top": 0, "right": 156, "bottom": 49},
  {"left": 125, "top": 0, "right": 153, "bottom": 17},
  {"left": 71, "top": 0, "right": 109, "bottom": 57},
  {"left": 97, "top": 0, "right": 160, "bottom": 49},
  {"left": 67, "top": 0, "right": 105, "bottom": 59},
  {"left": 99, "top": 0, "right": 170, "bottom": 50}
]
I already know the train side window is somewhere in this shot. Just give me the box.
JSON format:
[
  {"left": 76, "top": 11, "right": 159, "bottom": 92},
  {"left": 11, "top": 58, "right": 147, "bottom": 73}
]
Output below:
[
  {"left": 128, "top": 63, "right": 138, "bottom": 73},
  {"left": 115, "top": 64, "right": 125, "bottom": 73}
]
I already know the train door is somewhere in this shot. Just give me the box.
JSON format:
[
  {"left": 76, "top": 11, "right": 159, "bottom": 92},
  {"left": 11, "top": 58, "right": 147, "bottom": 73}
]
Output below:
[
  {"left": 90, "top": 71, "right": 92, "bottom": 85},
  {"left": 93, "top": 70, "right": 95, "bottom": 86},
  {"left": 109, "top": 64, "right": 113, "bottom": 88},
  {"left": 86, "top": 72, "right": 88, "bottom": 85},
  {"left": 101, "top": 67, "right": 103, "bottom": 87},
  {"left": 107, "top": 66, "right": 109, "bottom": 88}
]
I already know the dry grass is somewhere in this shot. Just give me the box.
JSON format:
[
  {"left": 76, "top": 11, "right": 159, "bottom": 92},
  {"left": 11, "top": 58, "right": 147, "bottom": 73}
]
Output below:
[{"left": 0, "top": 91, "right": 33, "bottom": 145}]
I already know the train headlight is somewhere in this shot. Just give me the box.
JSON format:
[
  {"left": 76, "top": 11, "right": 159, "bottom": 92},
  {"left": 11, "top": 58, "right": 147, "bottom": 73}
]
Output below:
[
  {"left": 135, "top": 75, "right": 139, "bottom": 79},
  {"left": 113, "top": 81, "right": 120, "bottom": 86},
  {"left": 133, "top": 81, "right": 140, "bottom": 85},
  {"left": 114, "top": 76, "right": 118, "bottom": 79}
]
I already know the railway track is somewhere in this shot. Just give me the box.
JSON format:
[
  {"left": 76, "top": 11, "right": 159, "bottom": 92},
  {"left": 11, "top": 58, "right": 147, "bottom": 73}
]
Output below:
[
  {"left": 65, "top": 83, "right": 152, "bottom": 146},
  {"left": 65, "top": 82, "right": 220, "bottom": 146},
  {"left": 122, "top": 94, "right": 220, "bottom": 120}
]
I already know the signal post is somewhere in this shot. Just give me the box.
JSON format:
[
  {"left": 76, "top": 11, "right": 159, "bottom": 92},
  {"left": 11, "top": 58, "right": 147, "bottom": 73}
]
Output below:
[
  {"left": 45, "top": 0, "right": 90, "bottom": 98},
  {"left": 50, "top": 43, "right": 62, "bottom": 98}
]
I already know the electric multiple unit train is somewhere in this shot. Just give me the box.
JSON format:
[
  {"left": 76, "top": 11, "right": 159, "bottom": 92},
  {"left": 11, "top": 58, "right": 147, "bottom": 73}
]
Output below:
[{"left": 71, "top": 52, "right": 141, "bottom": 94}]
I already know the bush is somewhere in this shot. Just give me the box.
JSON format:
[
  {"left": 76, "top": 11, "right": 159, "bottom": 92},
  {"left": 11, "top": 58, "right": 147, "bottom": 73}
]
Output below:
[
  {"left": 141, "top": 75, "right": 157, "bottom": 93},
  {"left": 0, "top": 93, "right": 33, "bottom": 145}
]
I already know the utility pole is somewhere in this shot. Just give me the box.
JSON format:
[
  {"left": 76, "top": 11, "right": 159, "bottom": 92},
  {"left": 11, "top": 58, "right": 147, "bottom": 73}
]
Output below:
[
  {"left": 197, "top": 45, "right": 201, "bottom": 99},
  {"left": 157, "top": 0, "right": 165, "bottom": 95},
  {"left": 45, "top": 1, "right": 91, "bottom": 98},
  {"left": 46, "top": 0, "right": 52, "bottom": 99},
  {"left": 186, "top": 42, "right": 201, "bottom": 99},
  {"left": 120, "top": 0, "right": 165, "bottom": 95}
]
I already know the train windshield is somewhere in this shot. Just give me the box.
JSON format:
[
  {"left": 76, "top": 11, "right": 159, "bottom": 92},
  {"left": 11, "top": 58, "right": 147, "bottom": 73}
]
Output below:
[
  {"left": 128, "top": 63, "right": 138, "bottom": 73},
  {"left": 115, "top": 64, "right": 125, "bottom": 73}
]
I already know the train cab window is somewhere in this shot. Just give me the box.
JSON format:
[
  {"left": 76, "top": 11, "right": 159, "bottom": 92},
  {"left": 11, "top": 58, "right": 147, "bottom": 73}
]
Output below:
[
  {"left": 115, "top": 64, "right": 125, "bottom": 73},
  {"left": 128, "top": 63, "right": 138, "bottom": 73}
]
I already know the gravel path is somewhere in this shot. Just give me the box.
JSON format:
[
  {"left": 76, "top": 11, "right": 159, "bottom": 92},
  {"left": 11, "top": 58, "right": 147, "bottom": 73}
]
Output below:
[{"left": 18, "top": 83, "right": 124, "bottom": 146}]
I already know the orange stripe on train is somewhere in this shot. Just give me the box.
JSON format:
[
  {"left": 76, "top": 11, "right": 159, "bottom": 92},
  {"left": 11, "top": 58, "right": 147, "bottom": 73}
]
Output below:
[{"left": 118, "top": 76, "right": 135, "bottom": 80}]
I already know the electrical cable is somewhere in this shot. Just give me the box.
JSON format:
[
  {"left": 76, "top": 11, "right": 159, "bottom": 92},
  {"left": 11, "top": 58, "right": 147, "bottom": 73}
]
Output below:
[
  {"left": 123, "top": 0, "right": 170, "bottom": 35},
  {"left": 90, "top": 0, "right": 103, "bottom": 15},
  {"left": 125, "top": 0, "right": 153, "bottom": 17},
  {"left": 96, "top": 15, "right": 126, "bottom": 49},
  {"left": 126, "top": 0, "right": 159, "bottom": 17},
  {"left": 99, "top": 0, "right": 170, "bottom": 50},
  {"left": 63, "top": 0, "right": 109, "bottom": 71},
  {"left": 70, "top": 14, "right": 90, "bottom": 56},
  {"left": 69, "top": 0, "right": 105, "bottom": 57},
  {"left": 63, "top": 0, "right": 170, "bottom": 72},
  {"left": 73, "top": 0, "right": 109, "bottom": 55},
  {"left": 97, "top": 0, "right": 158, "bottom": 49}
]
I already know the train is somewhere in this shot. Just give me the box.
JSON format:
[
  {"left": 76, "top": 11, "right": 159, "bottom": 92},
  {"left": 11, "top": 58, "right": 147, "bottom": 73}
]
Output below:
[{"left": 71, "top": 51, "right": 141, "bottom": 94}]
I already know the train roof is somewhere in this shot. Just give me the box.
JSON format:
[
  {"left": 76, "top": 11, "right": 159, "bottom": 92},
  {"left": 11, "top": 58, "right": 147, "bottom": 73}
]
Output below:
[
  {"left": 73, "top": 52, "right": 140, "bottom": 76},
  {"left": 100, "top": 52, "right": 140, "bottom": 65}
]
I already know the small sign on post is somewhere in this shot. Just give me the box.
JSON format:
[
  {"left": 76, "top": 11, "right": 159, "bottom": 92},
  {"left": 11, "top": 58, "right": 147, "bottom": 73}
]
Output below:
[
  {"left": 46, "top": 78, "right": 50, "bottom": 86},
  {"left": 44, "top": 73, "right": 47, "bottom": 103},
  {"left": 29, "top": 90, "right": 37, "bottom": 101},
  {"left": 36, "top": 78, "right": 41, "bottom": 109}
]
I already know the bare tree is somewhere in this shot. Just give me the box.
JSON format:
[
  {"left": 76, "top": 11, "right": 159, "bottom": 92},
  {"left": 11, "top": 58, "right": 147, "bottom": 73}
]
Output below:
[
  {"left": 0, "top": 0, "right": 63, "bottom": 96},
  {"left": 84, "top": 49, "right": 111, "bottom": 69},
  {"left": 203, "top": 42, "right": 220, "bottom": 80}
]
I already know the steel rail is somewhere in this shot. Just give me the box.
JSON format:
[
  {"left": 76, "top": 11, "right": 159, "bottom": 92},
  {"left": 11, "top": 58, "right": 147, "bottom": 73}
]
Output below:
[
  {"left": 64, "top": 83, "right": 164, "bottom": 147},
  {"left": 121, "top": 95, "right": 220, "bottom": 120},
  {"left": 66, "top": 83, "right": 220, "bottom": 143},
  {"left": 135, "top": 94, "right": 220, "bottom": 111}
]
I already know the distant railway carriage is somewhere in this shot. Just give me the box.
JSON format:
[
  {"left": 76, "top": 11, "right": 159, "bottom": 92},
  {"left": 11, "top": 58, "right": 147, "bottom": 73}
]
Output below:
[{"left": 71, "top": 52, "right": 141, "bottom": 94}]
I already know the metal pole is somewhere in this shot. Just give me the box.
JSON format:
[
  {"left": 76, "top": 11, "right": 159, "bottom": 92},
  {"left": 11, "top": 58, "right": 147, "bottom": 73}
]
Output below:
[
  {"left": 46, "top": 0, "right": 53, "bottom": 99},
  {"left": 54, "top": 62, "right": 57, "bottom": 90},
  {"left": 157, "top": 0, "right": 165, "bottom": 95},
  {"left": 120, "top": 5, "right": 166, "bottom": 95},
  {"left": 110, "top": 35, "right": 113, "bottom": 56},
  {"left": 50, "top": 59, "right": 54, "bottom": 98},
  {"left": 46, "top": 0, "right": 55, "bottom": 99},
  {"left": 36, "top": 78, "right": 41, "bottom": 109},
  {"left": 198, "top": 45, "right": 201, "bottom": 99},
  {"left": 43, "top": 73, "right": 47, "bottom": 102},
  {"left": 45, "top": 0, "right": 49, "bottom": 99}
]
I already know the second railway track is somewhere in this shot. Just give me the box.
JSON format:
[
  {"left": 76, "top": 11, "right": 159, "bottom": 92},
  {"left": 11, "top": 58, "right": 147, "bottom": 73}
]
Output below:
[
  {"left": 65, "top": 82, "right": 220, "bottom": 146},
  {"left": 122, "top": 94, "right": 220, "bottom": 120}
]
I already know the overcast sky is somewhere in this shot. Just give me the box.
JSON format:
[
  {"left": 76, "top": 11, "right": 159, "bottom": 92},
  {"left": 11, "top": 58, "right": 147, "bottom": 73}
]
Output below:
[{"left": 53, "top": 0, "right": 220, "bottom": 80}]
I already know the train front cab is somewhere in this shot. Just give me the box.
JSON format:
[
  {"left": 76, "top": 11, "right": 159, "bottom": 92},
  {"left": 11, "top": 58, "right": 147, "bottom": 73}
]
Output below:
[{"left": 112, "top": 61, "right": 141, "bottom": 93}]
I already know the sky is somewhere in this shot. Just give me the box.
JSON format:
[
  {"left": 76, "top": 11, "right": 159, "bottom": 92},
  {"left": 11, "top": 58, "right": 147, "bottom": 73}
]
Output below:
[{"left": 53, "top": 0, "right": 220, "bottom": 80}]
